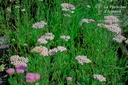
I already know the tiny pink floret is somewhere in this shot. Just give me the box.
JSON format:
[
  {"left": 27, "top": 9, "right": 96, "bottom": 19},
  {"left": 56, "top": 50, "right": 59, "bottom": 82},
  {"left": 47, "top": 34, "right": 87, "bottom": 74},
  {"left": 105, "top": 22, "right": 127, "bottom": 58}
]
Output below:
[{"left": 67, "top": 77, "right": 72, "bottom": 81}]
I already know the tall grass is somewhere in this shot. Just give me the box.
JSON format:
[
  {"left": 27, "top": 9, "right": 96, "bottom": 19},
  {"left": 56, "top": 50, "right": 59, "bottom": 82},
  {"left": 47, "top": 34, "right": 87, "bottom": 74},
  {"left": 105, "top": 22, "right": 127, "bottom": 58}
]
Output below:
[{"left": 0, "top": 0, "right": 128, "bottom": 85}]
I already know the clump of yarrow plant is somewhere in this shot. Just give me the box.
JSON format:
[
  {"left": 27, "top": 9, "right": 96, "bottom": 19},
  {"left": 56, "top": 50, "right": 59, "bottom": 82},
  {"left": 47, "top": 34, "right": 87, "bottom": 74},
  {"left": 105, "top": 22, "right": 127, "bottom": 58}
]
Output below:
[
  {"left": 48, "top": 46, "right": 67, "bottom": 55},
  {"left": 60, "top": 35, "right": 70, "bottom": 41},
  {"left": 93, "top": 74, "right": 106, "bottom": 82},
  {"left": 80, "top": 18, "right": 95, "bottom": 26},
  {"left": 75, "top": 56, "right": 91, "bottom": 65},
  {"left": 32, "top": 21, "right": 47, "bottom": 29},
  {"left": 31, "top": 46, "right": 67, "bottom": 56},
  {"left": 61, "top": 3, "right": 75, "bottom": 13},
  {"left": 37, "top": 33, "right": 54, "bottom": 44},
  {"left": 31, "top": 46, "right": 49, "bottom": 56},
  {"left": 10, "top": 55, "right": 29, "bottom": 66}
]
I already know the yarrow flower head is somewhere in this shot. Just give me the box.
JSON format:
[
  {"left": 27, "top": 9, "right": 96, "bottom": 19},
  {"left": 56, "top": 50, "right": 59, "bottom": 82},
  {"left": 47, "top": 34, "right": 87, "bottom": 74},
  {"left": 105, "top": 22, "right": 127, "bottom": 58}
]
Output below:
[
  {"left": 60, "top": 35, "right": 70, "bottom": 41},
  {"left": 31, "top": 46, "right": 48, "bottom": 56},
  {"left": 93, "top": 74, "right": 106, "bottom": 82},
  {"left": 48, "top": 48, "right": 58, "bottom": 55},
  {"left": 80, "top": 18, "right": 95, "bottom": 25},
  {"left": 37, "top": 33, "right": 54, "bottom": 44},
  {"left": 104, "top": 15, "right": 119, "bottom": 24},
  {"left": 75, "top": 56, "right": 91, "bottom": 65},
  {"left": 67, "top": 77, "right": 72, "bottom": 81},
  {"left": 113, "top": 34, "right": 126, "bottom": 43},
  {"left": 10, "top": 55, "right": 29, "bottom": 66},
  {"left": 104, "top": 24, "right": 121, "bottom": 33},
  {"left": 57, "top": 46, "right": 67, "bottom": 52},
  {"left": 48, "top": 46, "right": 67, "bottom": 55},
  {"left": 61, "top": 3, "right": 75, "bottom": 13},
  {"left": 32, "top": 21, "right": 47, "bottom": 29},
  {"left": 16, "top": 69, "right": 25, "bottom": 73},
  {"left": 6, "top": 68, "right": 15, "bottom": 74},
  {"left": 26, "top": 73, "right": 40, "bottom": 83}
]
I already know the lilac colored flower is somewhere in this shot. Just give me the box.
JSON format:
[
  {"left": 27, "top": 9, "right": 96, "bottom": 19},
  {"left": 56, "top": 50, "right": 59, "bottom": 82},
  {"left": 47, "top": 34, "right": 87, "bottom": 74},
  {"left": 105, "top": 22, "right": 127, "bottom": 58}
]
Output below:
[
  {"left": 61, "top": 3, "right": 75, "bottom": 12},
  {"left": 32, "top": 21, "right": 47, "bottom": 29},
  {"left": 15, "top": 64, "right": 28, "bottom": 71},
  {"left": 88, "top": 19, "right": 95, "bottom": 22},
  {"left": 16, "top": 69, "right": 25, "bottom": 73},
  {"left": 93, "top": 74, "right": 106, "bottom": 82},
  {"left": 67, "top": 77, "right": 72, "bottom": 81},
  {"left": 26, "top": 73, "right": 40, "bottom": 83},
  {"left": 6, "top": 68, "right": 15, "bottom": 74}
]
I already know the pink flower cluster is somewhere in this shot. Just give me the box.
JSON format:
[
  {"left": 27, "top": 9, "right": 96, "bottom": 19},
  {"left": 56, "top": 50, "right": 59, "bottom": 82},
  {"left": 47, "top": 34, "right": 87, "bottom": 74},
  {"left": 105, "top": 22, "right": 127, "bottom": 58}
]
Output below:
[
  {"left": 67, "top": 77, "right": 72, "bottom": 81},
  {"left": 61, "top": 3, "right": 75, "bottom": 12},
  {"left": 80, "top": 18, "right": 95, "bottom": 25},
  {"left": 48, "top": 46, "right": 67, "bottom": 55},
  {"left": 26, "top": 73, "right": 40, "bottom": 83},
  {"left": 6, "top": 64, "right": 28, "bottom": 74},
  {"left": 6, "top": 66, "right": 40, "bottom": 83}
]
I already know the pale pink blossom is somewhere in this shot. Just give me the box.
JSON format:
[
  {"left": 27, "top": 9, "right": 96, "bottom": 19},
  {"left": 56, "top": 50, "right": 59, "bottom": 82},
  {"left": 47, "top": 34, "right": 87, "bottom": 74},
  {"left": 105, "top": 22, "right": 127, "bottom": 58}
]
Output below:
[
  {"left": 60, "top": 35, "right": 70, "bottom": 41},
  {"left": 6, "top": 68, "right": 15, "bottom": 74},
  {"left": 75, "top": 56, "right": 91, "bottom": 65},
  {"left": 67, "top": 77, "right": 72, "bottom": 81},
  {"left": 16, "top": 69, "right": 25, "bottom": 73},
  {"left": 32, "top": 21, "right": 47, "bottom": 29},
  {"left": 80, "top": 19, "right": 95, "bottom": 25},
  {"left": 57, "top": 46, "right": 67, "bottom": 52},
  {"left": 104, "top": 24, "right": 121, "bottom": 33},
  {"left": 113, "top": 34, "right": 126, "bottom": 43},
  {"left": 26, "top": 73, "right": 40, "bottom": 83},
  {"left": 93, "top": 74, "right": 106, "bottom": 82}
]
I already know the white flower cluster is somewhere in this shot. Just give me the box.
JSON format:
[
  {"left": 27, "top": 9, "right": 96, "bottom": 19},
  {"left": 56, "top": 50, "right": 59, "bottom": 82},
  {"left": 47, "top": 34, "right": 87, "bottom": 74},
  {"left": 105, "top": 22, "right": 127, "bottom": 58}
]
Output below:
[
  {"left": 93, "top": 74, "right": 106, "bottom": 82},
  {"left": 31, "top": 46, "right": 48, "bottom": 56},
  {"left": 104, "top": 16, "right": 119, "bottom": 24},
  {"left": 61, "top": 3, "right": 75, "bottom": 13},
  {"left": 10, "top": 55, "right": 29, "bottom": 66},
  {"left": 104, "top": 24, "right": 121, "bottom": 33},
  {"left": 75, "top": 56, "right": 91, "bottom": 65},
  {"left": 32, "top": 21, "right": 47, "bottom": 29},
  {"left": 48, "top": 46, "right": 67, "bottom": 55},
  {"left": 37, "top": 33, "right": 54, "bottom": 44},
  {"left": 31, "top": 46, "right": 67, "bottom": 56},
  {"left": 104, "top": 16, "right": 121, "bottom": 33},
  {"left": 80, "top": 18, "right": 95, "bottom": 26},
  {"left": 60, "top": 35, "right": 70, "bottom": 41},
  {"left": 113, "top": 34, "right": 126, "bottom": 43}
]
